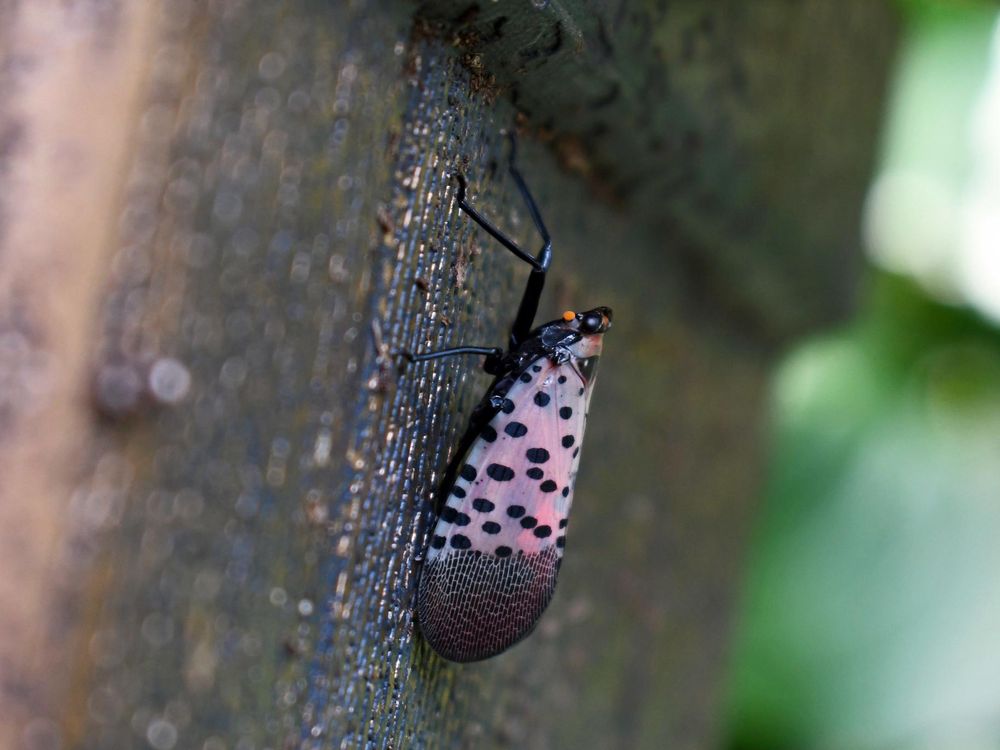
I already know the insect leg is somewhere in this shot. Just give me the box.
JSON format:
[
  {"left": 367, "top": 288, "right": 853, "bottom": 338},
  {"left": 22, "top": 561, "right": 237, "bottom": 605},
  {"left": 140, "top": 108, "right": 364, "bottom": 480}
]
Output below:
[
  {"left": 402, "top": 345, "right": 503, "bottom": 363},
  {"left": 503, "top": 132, "right": 553, "bottom": 347},
  {"left": 504, "top": 132, "right": 552, "bottom": 258},
  {"left": 401, "top": 344, "right": 506, "bottom": 374},
  {"left": 453, "top": 134, "right": 552, "bottom": 347}
]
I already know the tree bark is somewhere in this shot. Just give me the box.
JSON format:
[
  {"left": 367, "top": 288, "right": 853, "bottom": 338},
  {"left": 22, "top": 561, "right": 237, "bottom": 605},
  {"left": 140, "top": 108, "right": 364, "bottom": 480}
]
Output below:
[{"left": 0, "top": 1, "right": 897, "bottom": 748}]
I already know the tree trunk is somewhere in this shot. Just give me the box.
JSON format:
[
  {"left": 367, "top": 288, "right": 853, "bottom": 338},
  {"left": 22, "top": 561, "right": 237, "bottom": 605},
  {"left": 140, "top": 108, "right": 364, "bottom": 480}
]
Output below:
[{"left": 0, "top": 1, "right": 897, "bottom": 748}]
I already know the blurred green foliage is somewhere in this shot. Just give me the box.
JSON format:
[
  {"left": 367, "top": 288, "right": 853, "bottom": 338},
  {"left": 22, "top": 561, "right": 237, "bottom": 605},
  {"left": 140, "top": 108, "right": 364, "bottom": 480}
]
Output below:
[
  {"left": 725, "top": 273, "right": 1000, "bottom": 748},
  {"left": 724, "top": 3, "right": 1000, "bottom": 746}
]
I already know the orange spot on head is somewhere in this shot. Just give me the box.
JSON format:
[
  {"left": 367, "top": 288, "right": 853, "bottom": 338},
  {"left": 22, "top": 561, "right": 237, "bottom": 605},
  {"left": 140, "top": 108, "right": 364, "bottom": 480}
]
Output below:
[{"left": 562, "top": 310, "right": 576, "bottom": 322}]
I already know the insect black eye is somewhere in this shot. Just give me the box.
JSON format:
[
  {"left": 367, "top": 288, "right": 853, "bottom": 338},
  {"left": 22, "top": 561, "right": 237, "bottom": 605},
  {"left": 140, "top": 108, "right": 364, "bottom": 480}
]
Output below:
[{"left": 580, "top": 312, "right": 603, "bottom": 333}]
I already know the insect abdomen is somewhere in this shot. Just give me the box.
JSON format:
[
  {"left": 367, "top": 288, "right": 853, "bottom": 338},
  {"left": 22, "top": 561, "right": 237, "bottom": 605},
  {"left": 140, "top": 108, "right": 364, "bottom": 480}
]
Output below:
[{"left": 416, "top": 547, "right": 560, "bottom": 662}]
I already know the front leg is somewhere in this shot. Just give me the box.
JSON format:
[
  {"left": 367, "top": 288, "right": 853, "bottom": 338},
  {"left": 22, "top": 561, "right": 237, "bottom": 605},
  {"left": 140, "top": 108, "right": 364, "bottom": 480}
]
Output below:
[{"left": 452, "top": 133, "right": 552, "bottom": 348}]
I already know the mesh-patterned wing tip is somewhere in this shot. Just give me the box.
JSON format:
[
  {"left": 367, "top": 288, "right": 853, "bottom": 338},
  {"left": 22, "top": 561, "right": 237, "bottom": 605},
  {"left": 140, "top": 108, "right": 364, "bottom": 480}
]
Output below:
[{"left": 416, "top": 547, "right": 560, "bottom": 662}]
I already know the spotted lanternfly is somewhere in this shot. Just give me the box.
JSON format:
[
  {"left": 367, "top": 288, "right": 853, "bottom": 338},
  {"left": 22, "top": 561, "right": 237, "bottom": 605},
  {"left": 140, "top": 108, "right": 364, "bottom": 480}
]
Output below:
[{"left": 407, "top": 135, "right": 613, "bottom": 662}]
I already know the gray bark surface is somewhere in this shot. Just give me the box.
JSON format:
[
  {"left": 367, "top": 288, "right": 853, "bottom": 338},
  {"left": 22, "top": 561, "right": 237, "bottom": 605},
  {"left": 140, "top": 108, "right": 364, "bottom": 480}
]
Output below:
[{"left": 0, "top": 1, "right": 897, "bottom": 748}]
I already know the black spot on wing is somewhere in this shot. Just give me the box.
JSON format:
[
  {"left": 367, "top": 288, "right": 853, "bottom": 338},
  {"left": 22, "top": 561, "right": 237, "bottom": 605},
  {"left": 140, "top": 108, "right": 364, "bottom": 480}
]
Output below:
[
  {"left": 504, "top": 421, "right": 528, "bottom": 437},
  {"left": 526, "top": 467, "right": 544, "bottom": 480},
  {"left": 533, "top": 392, "right": 550, "bottom": 407},
  {"left": 460, "top": 464, "right": 477, "bottom": 481},
  {"left": 487, "top": 463, "right": 515, "bottom": 481},
  {"left": 472, "top": 498, "right": 495, "bottom": 513},
  {"left": 526, "top": 448, "right": 549, "bottom": 464},
  {"left": 481, "top": 425, "right": 498, "bottom": 443}
]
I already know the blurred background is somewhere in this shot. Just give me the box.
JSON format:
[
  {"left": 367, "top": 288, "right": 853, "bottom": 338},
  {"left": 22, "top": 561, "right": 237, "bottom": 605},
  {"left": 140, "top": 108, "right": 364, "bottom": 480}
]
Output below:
[{"left": 725, "top": 2, "right": 1000, "bottom": 748}]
